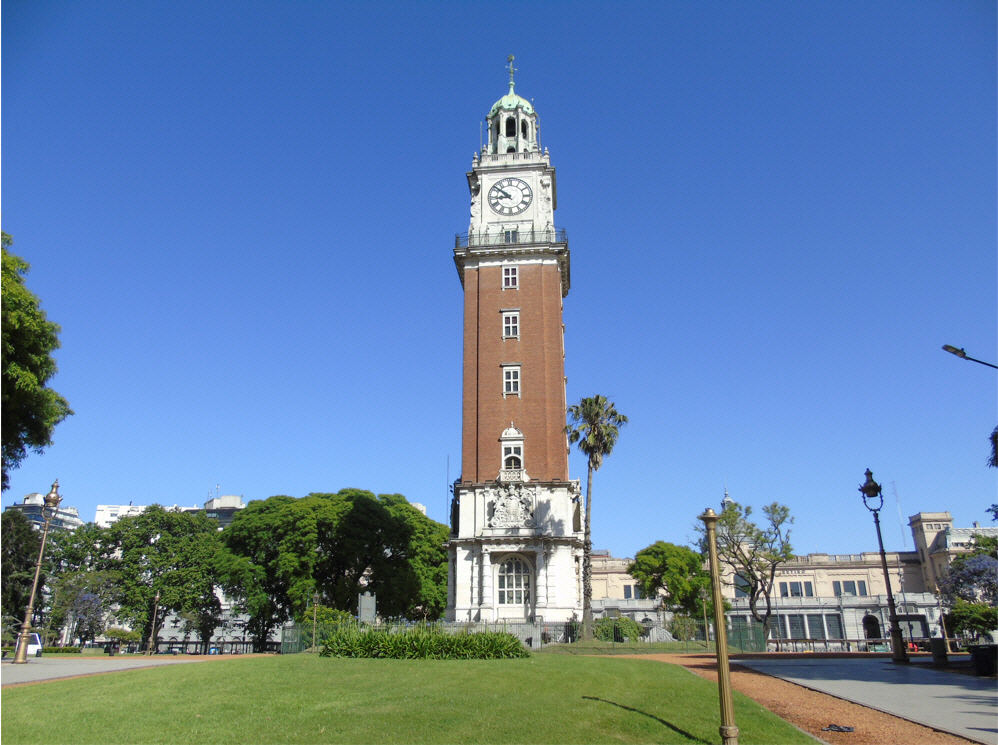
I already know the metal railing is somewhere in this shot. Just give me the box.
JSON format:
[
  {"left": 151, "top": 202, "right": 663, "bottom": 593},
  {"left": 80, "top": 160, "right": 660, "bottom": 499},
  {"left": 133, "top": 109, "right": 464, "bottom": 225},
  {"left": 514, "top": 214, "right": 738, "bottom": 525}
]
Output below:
[{"left": 455, "top": 228, "right": 568, "bottom": 249}]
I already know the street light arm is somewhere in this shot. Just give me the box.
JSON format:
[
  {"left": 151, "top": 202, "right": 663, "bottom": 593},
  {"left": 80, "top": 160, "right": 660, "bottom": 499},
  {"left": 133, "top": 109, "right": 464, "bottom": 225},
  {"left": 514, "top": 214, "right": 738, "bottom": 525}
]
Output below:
[{"left": 942, "top": 345, "right": 998, "bottom": 369}]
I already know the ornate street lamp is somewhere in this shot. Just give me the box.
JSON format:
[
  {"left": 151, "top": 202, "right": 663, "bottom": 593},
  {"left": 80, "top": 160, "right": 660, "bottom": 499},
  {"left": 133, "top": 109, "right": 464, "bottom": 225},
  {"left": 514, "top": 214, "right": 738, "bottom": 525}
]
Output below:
[
  {"left": 941, "top": 345, "right": 998, "bottom": 369},
  {"left": 859, "top": 469, "right": 909, "bottom": 663},
  {"left": 12, "top": 480, "right": 62, "bottom": 664},
  {"left": 699, "top": 507, "right": 739, "bottom": 745}
]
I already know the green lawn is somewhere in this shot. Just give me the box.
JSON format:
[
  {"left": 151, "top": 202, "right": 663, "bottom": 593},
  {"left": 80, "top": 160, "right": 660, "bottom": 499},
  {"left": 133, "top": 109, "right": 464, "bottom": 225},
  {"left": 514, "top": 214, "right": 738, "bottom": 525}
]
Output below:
[{"left": 1, "top": 654, "right": 816, "bottom": 744}]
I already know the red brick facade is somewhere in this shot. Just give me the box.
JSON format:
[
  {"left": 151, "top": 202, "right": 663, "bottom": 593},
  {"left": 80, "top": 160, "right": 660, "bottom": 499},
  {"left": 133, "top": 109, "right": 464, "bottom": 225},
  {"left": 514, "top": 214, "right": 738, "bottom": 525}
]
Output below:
[{"left": 460, "top": 259, "right": 568, "bottom": 483}]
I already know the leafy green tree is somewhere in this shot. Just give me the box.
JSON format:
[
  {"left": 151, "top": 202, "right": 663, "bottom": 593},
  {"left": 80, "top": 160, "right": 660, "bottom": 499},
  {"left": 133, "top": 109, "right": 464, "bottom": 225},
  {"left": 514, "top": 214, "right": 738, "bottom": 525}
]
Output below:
[
  {"left": 698, "top": 498, "right": 793, "bottom": 640},
  {"left": 946, "top": 600, "right": 998, "bottom": 638},
  {"left": 99, "top": 506, "right": 224, "bottom": 652},
  {"left": 1, "top": 509, "right": 43, "bottom": 632},
  {"left": 628, "top": 541, "right": 711, "bottom": 615},
  {"left": 220, "top": 489, "right": 448, "bottom": 646},
  {"left": 1, "top": 233, "right": 73, "bottom": 490},
  {"left": 46, "top": 569, "right": 119, "bottom": 646},
  {"left": 566, "top": 395, "right": 627, "bottom": 640}
]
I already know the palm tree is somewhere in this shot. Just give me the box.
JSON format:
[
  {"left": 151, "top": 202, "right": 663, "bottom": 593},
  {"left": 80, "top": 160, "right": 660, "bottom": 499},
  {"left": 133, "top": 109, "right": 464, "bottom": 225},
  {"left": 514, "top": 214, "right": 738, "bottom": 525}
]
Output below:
[{"left": 566, "top": 395, "right": 627, "bottom": 640}]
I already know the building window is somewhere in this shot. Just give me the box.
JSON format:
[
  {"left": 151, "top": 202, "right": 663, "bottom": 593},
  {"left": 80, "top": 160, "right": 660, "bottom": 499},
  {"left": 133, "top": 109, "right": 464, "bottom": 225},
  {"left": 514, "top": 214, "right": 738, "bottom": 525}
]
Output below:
[
  {"left": 502, "top": 445, "right": 522, "bottom": 470},
  {"left": 787, "top": 614, "right": 806, "bottom": 639},
  {"left": 497, "top": 557, "right": 530, "bottom": 604},
  {"left": 807, "top": 614, "right": 826, "bottom": 640},
  {"left": 503, "top": 265, "right": 518, "bottom": 289},
  {"left": 779, "top": 581, "right": 812, "bottom": 598},
  {"left": 825, "top": 614, "right": 844, "bottom": 640},
  {"left": 624, "top": 585, "right": 632, "bottom": 599},
  {"left": 502, "top": 311, "right": 519, "bottom": 339},
  {"left": 502, "top": 365, "right": 520, "bottom": 397},
  {"left": 734, "top": 574, "right": 750, "bottom": 598},
  {"left": 503, "top": 229, "right": 518, "bottom": 244},
  {"left": 505, "top": 117, "right": 516, "bottom": 137},
  {"left": 521, "top": 120, "right": 528, "bottom": 138},
  {"left": 833, "top": 580, "right": 864, "bottom": 597}
]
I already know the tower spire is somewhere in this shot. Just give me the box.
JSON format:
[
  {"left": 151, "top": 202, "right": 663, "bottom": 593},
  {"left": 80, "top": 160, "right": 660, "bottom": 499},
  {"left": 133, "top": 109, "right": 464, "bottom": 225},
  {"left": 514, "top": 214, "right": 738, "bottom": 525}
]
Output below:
[{"left": 506, "top": 54, "right": 517, "bottom": 93}]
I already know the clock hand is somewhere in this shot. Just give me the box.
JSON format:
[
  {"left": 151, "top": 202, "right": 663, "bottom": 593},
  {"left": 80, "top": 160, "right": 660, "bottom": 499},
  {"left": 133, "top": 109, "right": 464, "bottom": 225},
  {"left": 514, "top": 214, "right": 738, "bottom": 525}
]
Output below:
[{"left": 497, "top": 188, "right": 513, "bottom": 199}]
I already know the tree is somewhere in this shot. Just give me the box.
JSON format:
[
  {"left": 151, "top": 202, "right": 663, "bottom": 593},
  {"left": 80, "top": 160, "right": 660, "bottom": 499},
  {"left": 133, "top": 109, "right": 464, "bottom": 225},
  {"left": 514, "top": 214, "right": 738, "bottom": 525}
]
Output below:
[
  {"left": 565, "top": 395, "right": 628, "bottom": 640},
  {"left": 946, "top": 600, "right": 998, "bottom": 638},
  {"left": 220, "top": 489, "right": 448, "bottom": 646},
  {"left": 1, "top": 233, "right": 73, "bottom": 490},
  {"left": 628, "top": 541, "right": 711, "bottom": 615},
  {"left": 698, "top": 498, "right": 793, "bottom": 640},
  {"left": 98, "top": 506, "right": 225, "bottom": 652},
  {"left": 1, "top": 509, "right": 43, "bottom": 633}
]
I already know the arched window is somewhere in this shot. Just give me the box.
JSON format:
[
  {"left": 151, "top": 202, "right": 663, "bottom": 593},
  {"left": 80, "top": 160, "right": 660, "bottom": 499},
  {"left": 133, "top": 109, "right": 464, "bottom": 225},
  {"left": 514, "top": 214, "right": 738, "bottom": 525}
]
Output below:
[
  {"left": 497, "top": 557, "right": 531, "bottom": 604},
  {"left": 503, "top": 445, "right": 522, "bottom": 470},
  {"left": 521, "top": 120, "right": 528, "bottom": 138},
  {"left": 505, "top": 116, "right": 516, "bottom": 137},
  {"left": 507, "top": 146, "right": 516, "bottom": 153}
]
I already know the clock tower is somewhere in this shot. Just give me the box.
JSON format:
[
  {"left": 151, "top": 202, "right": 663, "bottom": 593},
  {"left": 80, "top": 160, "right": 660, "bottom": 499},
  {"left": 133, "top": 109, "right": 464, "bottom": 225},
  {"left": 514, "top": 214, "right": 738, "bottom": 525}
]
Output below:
[{"left": 446, "top": 58, "right": 582, "bottom": 624}]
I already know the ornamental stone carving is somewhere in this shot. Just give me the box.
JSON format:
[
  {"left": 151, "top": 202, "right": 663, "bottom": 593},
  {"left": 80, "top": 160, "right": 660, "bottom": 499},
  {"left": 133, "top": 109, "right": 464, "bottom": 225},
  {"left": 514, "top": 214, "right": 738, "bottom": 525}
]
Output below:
[{"left": 487, "top": 482, "right": 536, "bottom": 528}]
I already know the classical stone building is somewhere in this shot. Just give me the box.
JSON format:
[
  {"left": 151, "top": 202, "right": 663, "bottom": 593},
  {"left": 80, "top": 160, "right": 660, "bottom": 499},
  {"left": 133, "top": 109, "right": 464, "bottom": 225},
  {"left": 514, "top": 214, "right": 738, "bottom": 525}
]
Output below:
[{"left": 446, "top": 60, "right": 583, "bottom": 623}]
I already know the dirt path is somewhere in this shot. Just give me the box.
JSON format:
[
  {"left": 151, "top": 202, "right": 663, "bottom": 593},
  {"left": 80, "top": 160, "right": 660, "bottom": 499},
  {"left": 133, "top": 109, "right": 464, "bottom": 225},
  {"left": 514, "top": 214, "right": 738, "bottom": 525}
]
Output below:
[{"left": 634, "top": 654, "right": 977, "bottom": 745}]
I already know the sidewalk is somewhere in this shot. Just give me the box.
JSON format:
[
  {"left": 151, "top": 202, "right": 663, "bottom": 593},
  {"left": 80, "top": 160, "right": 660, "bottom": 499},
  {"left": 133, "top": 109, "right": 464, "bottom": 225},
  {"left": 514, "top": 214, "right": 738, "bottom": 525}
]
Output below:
[
  {"left": 736, "top": 656, "right": 997, "bottom": 745},
  {"left": 1, "top": 654, "right": 214, "bottom": 687}
]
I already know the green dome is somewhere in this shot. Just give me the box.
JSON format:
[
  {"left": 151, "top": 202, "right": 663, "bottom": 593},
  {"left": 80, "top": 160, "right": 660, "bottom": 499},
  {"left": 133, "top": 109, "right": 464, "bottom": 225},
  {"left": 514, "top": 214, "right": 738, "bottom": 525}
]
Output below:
[{"left": 489, "top": 83, "right": 534, "bottom": 118}]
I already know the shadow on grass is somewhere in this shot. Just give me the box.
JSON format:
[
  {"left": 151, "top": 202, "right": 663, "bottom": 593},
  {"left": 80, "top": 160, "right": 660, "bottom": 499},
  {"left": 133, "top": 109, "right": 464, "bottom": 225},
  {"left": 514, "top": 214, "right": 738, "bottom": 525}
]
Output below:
[{"left": 582, "top": 696, "right": 710, "bottom": 744}]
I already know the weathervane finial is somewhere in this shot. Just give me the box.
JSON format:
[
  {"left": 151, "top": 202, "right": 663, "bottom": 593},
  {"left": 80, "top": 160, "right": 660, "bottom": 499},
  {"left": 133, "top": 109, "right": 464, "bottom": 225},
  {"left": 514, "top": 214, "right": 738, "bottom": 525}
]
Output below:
[{"left": 506, "top": 54, "right": 517, "bottom": 91}]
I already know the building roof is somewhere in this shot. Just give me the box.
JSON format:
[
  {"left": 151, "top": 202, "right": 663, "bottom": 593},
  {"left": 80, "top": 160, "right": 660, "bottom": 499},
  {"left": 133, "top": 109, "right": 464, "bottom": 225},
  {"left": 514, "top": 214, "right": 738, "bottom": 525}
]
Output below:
[{"left": 489, "top": 82, "right": 534, "bottom": 118}]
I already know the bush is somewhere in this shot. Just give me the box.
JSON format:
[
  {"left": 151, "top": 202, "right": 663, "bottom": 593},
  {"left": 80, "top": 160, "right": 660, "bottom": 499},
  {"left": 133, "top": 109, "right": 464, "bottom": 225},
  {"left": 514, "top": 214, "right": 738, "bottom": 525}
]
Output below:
[
  {"left": 43, "top": 646, "right": 81, "bottom": 653},
  {"left": 593, "top": 616, "right": 645, "bottom": 642},
  {"left": 319, "top": 625, "right": 528, "bottom": 659}
]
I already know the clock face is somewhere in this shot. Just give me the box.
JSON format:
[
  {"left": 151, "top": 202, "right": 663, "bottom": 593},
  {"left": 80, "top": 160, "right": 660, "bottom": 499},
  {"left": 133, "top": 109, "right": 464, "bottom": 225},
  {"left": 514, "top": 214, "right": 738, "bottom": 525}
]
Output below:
[{"left": 488, "top": 177, "right": 533, "bottom": 216}]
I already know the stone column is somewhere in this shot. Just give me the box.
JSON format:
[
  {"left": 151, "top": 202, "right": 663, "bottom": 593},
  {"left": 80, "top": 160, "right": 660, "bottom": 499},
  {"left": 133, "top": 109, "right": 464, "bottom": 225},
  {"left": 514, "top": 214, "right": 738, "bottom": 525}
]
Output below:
[
  {"left": 481, "top": 548, "right": 494, "bottom": 620},
  {"left": 535, "top": 548, "right": 547, "bottom": 608}
]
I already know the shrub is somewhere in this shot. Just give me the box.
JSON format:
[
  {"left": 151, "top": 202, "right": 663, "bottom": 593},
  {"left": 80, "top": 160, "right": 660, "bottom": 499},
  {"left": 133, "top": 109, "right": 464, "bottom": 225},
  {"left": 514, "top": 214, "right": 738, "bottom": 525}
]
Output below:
[
  {"left": 43, "top": 646, "right": 81, "bottom": 653},
  {"left": 319, "top": 625, "right": 528, "bottom": 659},
  {"left": 593, "top": 616, "right": 645, "bottom": 642}
]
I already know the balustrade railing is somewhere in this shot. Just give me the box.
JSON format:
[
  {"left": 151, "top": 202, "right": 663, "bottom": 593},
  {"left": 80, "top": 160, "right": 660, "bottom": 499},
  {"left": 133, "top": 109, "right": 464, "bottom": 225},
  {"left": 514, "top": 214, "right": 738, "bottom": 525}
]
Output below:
[{"left": 455, "top": 228, "right": 567, "bottom": 249}]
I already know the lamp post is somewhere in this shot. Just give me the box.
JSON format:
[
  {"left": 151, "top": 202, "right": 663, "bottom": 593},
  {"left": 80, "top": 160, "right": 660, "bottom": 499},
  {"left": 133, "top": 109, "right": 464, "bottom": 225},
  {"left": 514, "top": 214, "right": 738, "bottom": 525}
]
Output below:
[
  {"left": 699, "top": 507, "right": 739, "bottom": 745},
  {"left": 311, "top": 591, "right": 319, "bottom": 652},
  {"left": 12, "top": 480, "right": 62, "bottom": 664},
  {"left": 859, "top": 469, "right": 908, "bottom": 663},
  {"left": 698, "top": 585, "right": 710, "bottom": 649},
  {"left": 146, "top": 590, "right": 160, "bottom": 655}
]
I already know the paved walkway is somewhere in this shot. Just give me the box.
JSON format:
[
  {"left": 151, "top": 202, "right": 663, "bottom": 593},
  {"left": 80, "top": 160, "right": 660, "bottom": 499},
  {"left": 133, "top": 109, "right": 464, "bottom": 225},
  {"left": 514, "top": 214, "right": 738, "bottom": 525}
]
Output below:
[
  {"left": 736, "top": 657, "right": 998, "bottom": 745},
  {"left": 1, "top": 654, "right": 216, "bottom": 687}
]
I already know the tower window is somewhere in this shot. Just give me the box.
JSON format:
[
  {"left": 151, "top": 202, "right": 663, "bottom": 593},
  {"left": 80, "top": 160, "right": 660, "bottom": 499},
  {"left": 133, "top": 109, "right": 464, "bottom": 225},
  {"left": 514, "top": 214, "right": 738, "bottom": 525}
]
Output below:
[
  {"left": 503, "top": 229, "right": 518, "bottom": 244},
  {"left": 502, "top": 311, "right": 519, "bottom": 339},
  {"left": 502, "top": 365, "right": 520, "bottom": 397},
  {"left": 521, "top": 120, "right": 528, "bottom": 138},
  {"left": 503, "top": 445, "right": 522, "bottom": 470},
  {"left": 503, "top": 266, "right": 518, "bottom": 289},
  {"left": 505, "top": 117, "right": 516, "bottom": 137},
  {"left": 507, "top": 146, "right": 516, "bottom": 153}
]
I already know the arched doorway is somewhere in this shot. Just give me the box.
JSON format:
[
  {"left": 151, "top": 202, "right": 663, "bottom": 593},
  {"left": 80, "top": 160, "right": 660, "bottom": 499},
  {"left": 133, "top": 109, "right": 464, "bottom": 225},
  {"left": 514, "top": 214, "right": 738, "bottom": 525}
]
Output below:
[
  {"left": 863, "top": 615, "right": 881, "bottom": 639},
  {"left": 495, "top": 555, "right": 532, "bottom": 621}
]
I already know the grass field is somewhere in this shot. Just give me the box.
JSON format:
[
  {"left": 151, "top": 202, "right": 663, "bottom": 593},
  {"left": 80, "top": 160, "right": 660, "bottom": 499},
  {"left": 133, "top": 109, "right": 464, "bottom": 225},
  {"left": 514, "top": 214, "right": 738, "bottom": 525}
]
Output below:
[{"left": 1, "top": 654, "right": 816, "bottom": 744}]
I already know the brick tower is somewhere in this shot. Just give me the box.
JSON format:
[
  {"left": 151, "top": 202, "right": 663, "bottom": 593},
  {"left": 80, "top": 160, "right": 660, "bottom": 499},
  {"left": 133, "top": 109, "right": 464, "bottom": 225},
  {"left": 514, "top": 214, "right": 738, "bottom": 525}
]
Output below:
[{"left": 446, "top": 58, "right": 582, "bottom": 623}]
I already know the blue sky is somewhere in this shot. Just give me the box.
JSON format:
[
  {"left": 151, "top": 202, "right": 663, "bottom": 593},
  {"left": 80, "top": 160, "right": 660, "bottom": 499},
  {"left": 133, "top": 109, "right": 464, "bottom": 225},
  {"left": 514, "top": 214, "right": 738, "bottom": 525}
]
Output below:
[{"left": 3, "top": 1, "right": 995, "bottom": 559}]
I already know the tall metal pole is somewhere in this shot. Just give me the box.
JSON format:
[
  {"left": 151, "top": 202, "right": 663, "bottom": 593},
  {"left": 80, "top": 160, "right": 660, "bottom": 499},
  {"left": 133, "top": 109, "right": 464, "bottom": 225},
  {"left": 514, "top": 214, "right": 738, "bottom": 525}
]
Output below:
[
  {"left": 700, "top": 508, "right": 739, "bottom": 745},
  {"left": 860, "top": 470, "right": 909, "bottom": 663},
  {"left": 13, "top": 481, "right": 61, "bottom": 664}
]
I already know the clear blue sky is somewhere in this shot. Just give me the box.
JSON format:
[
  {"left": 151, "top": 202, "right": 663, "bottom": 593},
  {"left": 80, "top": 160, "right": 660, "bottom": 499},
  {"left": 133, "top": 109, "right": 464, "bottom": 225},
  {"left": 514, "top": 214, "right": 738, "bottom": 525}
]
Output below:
[{"left": 4, "top": 1, "right": 995, "bottom": 559}]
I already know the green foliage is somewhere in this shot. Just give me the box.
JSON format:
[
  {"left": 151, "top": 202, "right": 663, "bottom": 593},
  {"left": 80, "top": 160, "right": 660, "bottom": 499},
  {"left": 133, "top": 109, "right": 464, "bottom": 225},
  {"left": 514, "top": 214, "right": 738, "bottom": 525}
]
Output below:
[
  {"left": 104, "top": 626, "right": 142, "bottom": 643},
  {"left": 566, "top": 394, "right": 628, "bottom": 640},
  {"left": 668, "top": 614, "right": 700, "bottom": 641},
  {"left": 43, "top": 645, "right": 81, "bottom": 653},
  {"left": 592, "top": 616, "right": 644, "bottom": 642},
  {"left": 1, "top": 233, "right": 73, "bottom": 490},
  {"left": 319, "top": 625, "right": 529, "bottom": 659},
  {"left": 1, "top": 508, "right": 42, "bottom": 627},
  {"left": 628, "top": 541, "right": 710, "bottom": 614},
  {"left": 698, "top": 498, "right": 793, "bottom": 638},
  {"left": 221, "top": 489, "right": 449, "bottom": 646},
  {"left": 946, "top": 600, "right": 998, "bottom": 637}
]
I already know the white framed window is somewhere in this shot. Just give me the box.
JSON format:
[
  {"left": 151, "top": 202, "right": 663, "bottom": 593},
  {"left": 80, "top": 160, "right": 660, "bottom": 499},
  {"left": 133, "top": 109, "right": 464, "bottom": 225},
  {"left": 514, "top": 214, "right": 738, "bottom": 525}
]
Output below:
[
  {"left": 503, "top": 444, "right": 522, "bottom": 470},
  {"left": 503, "top": 265, "right": 518, "bottom": 289},
  {"left": 502, "top": 365, "right": 520, "bottom": 397},
  {"left": 497, "top": 557, "right": 531, "bottom": 604},
  {"left": 503, "top": 229, "right": 518, "bottom": 244},
  {"left": 502, "top": 310, "right": 520, "bottom": 339}
]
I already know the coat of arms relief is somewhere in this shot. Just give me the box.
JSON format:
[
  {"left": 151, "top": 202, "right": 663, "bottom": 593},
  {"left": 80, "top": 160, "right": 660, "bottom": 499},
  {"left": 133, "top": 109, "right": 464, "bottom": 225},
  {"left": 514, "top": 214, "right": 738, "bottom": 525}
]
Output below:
[{"left": 487, "top": 483, "right": 537, "bottom": 528}]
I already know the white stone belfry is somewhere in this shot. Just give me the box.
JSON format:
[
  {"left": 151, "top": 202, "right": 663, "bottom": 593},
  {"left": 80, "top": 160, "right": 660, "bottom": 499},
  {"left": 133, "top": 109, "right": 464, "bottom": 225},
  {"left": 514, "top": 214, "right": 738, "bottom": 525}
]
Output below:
[{"left": 446, "top": 58, "right": 582, "bottom": 624}]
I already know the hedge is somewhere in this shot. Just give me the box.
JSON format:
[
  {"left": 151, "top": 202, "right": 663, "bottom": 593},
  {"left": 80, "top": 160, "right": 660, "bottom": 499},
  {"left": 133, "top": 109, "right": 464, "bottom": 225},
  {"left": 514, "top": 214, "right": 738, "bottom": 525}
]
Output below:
[{"left": 319, "top": 626, "right": 529, "bottom": 659}]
